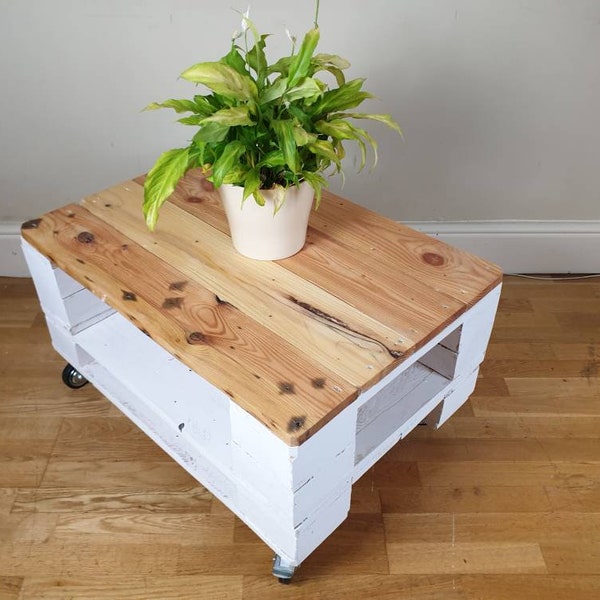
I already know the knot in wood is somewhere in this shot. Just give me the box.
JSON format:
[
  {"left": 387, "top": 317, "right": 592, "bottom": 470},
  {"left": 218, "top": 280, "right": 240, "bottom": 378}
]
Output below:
[
  {"left": 278, "top": 382, "right": 296, "bottom": 394},
  {"left": 186, "top": 196, "right": 204, "bottom": 204},
  {"left": 422, "top": 252, "right": 445, "bottom": 267},
  {"left": 287, "top": 416, "right": 306, "bottom": 433},
  {"left": 22, "top": 218, "right": 42, "bottom": 230},
  {"left": 187, "top": 331, "right": 206, "bottom": 344},
  {"left": 77, "top": 231, "right": 95, "bottom": 244},
  {"left": 311, "top": 378, "right": 326, "bottom": 389}
]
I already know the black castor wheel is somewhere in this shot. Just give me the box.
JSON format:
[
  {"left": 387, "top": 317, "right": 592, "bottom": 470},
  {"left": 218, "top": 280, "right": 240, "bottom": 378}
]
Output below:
[{"left": 61, "top": 364, "right": 88, "bottom": 389}]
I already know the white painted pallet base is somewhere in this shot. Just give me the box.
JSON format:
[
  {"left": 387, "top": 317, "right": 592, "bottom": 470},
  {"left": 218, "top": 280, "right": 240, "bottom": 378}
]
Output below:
[{"left": 22, "top": 238, "right": 501, "bottom": 572}]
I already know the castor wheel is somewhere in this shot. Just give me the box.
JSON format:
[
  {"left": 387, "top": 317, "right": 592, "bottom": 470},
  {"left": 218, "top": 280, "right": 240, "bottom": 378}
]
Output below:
[
  {"left": 61, "top": 364, "right": 88, "bottom": 389},
  {"left": 272, "top": 554, "right": 296, "bottom": 584}
]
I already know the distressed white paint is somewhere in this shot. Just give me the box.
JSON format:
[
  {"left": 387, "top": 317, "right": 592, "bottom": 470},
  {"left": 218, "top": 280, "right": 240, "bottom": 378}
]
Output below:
[{"left": 22, "top": 239, "right": 501, "bottom": 569}]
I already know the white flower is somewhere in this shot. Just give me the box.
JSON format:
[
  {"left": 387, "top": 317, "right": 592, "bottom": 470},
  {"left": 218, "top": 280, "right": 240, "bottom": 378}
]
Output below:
[
  {"left": 241, "top": 6, "right": 250, "bottom": 32},
  {"left": 285, "top": 26, "right": 297, "bottom": 45}
]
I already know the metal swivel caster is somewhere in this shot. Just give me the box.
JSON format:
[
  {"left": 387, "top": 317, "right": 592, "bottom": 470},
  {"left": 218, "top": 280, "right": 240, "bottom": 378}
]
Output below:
[
  {"left": 61, "top": 363, "right": 88, "bottom": 389},
  {"left": 272, "top": 554, "right": 296, "bottom": 584}
]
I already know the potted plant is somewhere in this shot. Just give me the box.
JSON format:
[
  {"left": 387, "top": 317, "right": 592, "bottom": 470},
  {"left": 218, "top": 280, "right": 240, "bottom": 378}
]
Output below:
[{"left": 143, "top": 2, "right": 401, "bottom": 260}]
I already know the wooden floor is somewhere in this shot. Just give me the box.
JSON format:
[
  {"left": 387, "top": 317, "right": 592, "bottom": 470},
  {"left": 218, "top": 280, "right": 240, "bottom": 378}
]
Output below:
[{"left": 1, "top": 274, "right": 599, "bottom": 599}]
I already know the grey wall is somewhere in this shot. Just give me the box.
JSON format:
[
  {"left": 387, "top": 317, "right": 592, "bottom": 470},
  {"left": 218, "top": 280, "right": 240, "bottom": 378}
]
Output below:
[{"left": 1, "top": 0, "right": 599, "bottom": 223}]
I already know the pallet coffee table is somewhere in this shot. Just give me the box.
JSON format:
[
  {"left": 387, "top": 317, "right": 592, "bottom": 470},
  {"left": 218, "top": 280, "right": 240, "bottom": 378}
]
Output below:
[{"left": 21, "top": 173, "right": 502, "bottom": 582}]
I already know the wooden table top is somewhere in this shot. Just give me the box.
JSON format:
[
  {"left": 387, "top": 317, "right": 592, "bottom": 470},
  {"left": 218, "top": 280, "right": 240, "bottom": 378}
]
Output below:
[{"left": 21, "top": 171, "right": 502, "bottom": 445}]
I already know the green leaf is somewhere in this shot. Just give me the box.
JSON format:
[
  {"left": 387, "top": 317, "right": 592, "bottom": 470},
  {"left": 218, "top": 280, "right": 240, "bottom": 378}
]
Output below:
[
  {"left": 301, "top": 171, "right": 327, "bottom": 209},
  {"left": 181, "top": 62, "right": 258, "bottom": 101},
  {"left": 246, "top": 35, "right": 268, "bottom": 88},
  {"left": 318, "top": 118, "right": 378, "bottom": 170},
  {"left": 144, "top": 98, "right": 199, "bottom": 113},
  {"left": 210, "top": 140, "right": 246, "bottom": 188},
  {"left": 307, "top": 140, "right": 342, "bottom": 170},
  {"left": 335, "top": 112, "right": 403, "bottom": 136},
  {"left": 258, "top": 150, "right": 286, "bottom": 168},
  {"left": 194, "top": 95, "right": 221, "bottom": 115},
  {"left": 221, "top": 45, "right": 248, "bottom": 76},
  {"left": 201, "top": 106, "right": 254, "bottom": 127},
  {"left": 287, "top": 104, "right": 312, "bottom": 129},
  {"left": 311, "top": 78, "right": 374, "bottom": 116},
  {"left": 243, "top": 168, "right": 262, "bottom": 201},
  {"left": 177, "top": 114, "right": 205, "bottom": 126},
  {"left": 288, "top": 27, "right": 320, "bottom": 87},
  {"left": 143, "top": 148, "right": 190, "bottom": 231},
  {"left": 252, "top": 189, "right": 266, "bottom": 207},
  {"left": 192, "top": 122, "right": 230, "bottom": 143},
  {"left": 267, "top": 56, "right": 292, "bottom": 76},
  {"left": 292, "top": 125, "right": 318, "bottom": 146},
  {"left": 315, "top": 118, "right": 358, "bottom": 140},
  {"left": 260, "top": 77, "right": 288, "bottom": 104},
  {"left": 284, "top": 77, "right": 323, "bottom": 104},
  {"left": 221, "top": 164, "right": 249, "bottom": 184},
  {"left": 272, "top": 120, "right": 299, "bottom": 172},
  {"left": 312, "top": 53, "right": 351, "bottom": 70},
  {"left": 311, "top": 54, "right": 350, "bottom": 87}
]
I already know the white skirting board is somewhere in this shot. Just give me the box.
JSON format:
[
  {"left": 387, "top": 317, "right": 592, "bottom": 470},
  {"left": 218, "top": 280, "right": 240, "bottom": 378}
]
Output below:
[
  {"left": 4, "top": 220, "right": 600, "bottom": 276},
  {"left": 0, "top": 222, "right": 28, "bottom": 277}
]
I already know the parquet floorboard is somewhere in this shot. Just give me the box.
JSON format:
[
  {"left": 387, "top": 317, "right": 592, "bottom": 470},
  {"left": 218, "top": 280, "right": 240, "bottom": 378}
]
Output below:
[{"left": 1, "top": 275, "right": 600, "bottom": 598}]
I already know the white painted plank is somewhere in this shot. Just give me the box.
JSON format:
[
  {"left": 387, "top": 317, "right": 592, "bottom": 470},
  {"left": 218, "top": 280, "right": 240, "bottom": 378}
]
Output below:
[
  {"left": 454, "top": 284, "right": 502, "bottom": 377},
  {"left": 435, "top": 367, "right": 479, "bottom": 427},
  {"left": 354, "top": 366, "right": 449, "bottom": 465},
  {"left": 356, "top": 362, "right": 437, "bottom": 433},
  {"left": 74, "top": 311, "right": 233, "bottom": 470},
  {"left": 21, "top": 240, "right": 70, "bottom": 324},
  {"left": 418, "top": 343, "right": 458, "bottom": 380}
]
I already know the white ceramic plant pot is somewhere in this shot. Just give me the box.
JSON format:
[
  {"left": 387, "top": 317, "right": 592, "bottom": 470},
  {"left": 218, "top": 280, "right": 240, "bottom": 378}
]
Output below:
[{"left": 219, "top": 182, "right": 314, "bottom": 260}]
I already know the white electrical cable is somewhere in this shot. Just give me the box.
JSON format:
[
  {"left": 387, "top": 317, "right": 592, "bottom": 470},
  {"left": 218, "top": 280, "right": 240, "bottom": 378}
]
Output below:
[{"left": 506, "top": 273, "right": 600, "bottom": 281}]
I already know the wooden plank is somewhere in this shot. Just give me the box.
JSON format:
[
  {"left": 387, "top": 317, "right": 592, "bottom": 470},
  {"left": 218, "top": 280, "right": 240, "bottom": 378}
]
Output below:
[
  {"left": 310, "top": 191, "right": 502, "bottom": 304},
  {"left": 52, "top": 512, "right": 234, "bottom": 545},
  {"left": 379, "top": 485, "right": 552, "bottom": 513},
  {"left": 0, "top": 541, "right": 180, "bottom": 576},
  {"left": 384, "top": 512, "right": 600, "bottom": 544},
  {"left": 284, "top": 227, "right": 466, "bottom": 344},
  {"left": 160, "top": 170, "right": 502, "bottom": 307},
  {"left": 12, "top": 486, "right": 212, "bottom": 514},
  {"left": 0, "top": 439, "right": 54, "bottom": 487},
  {"left": 21, "top": 206, "right": 358, "bottom": 444},
  {"left": 460, "top": 575, "right": 600, "bottom": 600},
  {"left": 166, "top": 176, "right": 469, "bottom": 344},
  {"left": 386, "top": 541, "right": 546, "bottom": 574},
  {"left": 18, "top": 576, "right": 243, "bottom": 600},
  {"left": 80, "top": 182, "right": 407, "bottom": 386}
]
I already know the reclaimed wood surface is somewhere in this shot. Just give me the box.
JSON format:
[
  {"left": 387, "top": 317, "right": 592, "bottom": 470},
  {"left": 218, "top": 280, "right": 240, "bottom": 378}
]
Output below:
[
  {"left": 2, "top": 274, "right": 600, "bottom": 598},
  {"left": 21, "top": 173, "right": 501, "bottom": 444}
]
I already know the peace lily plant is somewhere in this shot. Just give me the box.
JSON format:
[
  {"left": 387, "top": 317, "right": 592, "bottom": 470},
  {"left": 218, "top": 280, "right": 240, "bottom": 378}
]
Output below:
[{"left": 143, "top": 2, "right": 401, "bottom": 226}]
